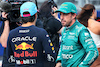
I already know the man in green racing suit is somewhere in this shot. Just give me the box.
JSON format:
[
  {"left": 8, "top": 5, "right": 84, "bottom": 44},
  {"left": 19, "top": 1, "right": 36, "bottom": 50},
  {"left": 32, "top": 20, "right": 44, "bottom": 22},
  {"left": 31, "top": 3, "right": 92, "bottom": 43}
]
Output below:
[{"left": 55, "top": 2, "right": 99, "bottom": 67}]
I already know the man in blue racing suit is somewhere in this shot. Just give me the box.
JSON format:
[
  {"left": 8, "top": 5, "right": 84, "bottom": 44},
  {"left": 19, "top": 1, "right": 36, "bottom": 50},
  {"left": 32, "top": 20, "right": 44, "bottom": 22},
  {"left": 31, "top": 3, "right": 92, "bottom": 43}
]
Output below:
[{"left": 6, "top": 2, "right": 56, "bottom": 67}]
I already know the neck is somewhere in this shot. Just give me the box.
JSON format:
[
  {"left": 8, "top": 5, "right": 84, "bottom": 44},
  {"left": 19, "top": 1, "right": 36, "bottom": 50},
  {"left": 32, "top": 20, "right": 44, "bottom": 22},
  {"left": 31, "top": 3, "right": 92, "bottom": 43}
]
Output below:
[
  {"left": 89, "top": 15, "right": 95, "bottom": 19},
  {"left": 69, "top": 19, "right": 76, "bottom": 27},
  {"left": 21, "top": 22, "right": 35, "bottom": 27},
  {"left": 89, "top": 17, "right": 95, "bottom": 20}
]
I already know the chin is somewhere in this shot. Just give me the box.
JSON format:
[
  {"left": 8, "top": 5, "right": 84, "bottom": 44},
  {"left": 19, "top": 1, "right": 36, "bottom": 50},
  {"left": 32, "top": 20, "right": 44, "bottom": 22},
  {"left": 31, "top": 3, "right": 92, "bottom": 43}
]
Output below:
[
  {"left": 62, "top": 23, "right": 65, "bottom": 26},
  {"left": 63, "top": 25, "right": 66, "bottom": 27}
]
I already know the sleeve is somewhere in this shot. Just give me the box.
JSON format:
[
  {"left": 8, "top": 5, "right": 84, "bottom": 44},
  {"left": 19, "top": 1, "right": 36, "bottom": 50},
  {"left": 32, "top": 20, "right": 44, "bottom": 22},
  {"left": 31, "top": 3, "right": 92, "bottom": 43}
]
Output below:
[
  {"left": 0, "top": 21, "right": 4, "bottom": 36},
  {"left": 6, "top": 33, "right": 15, "bottom": 63},
  {"left": 78, "top": 29, "right": 99, "bottom": 67},
  {"left": 56, "top": 28, "right": 65, "bottom": 62},
  {"left": 56, "top": 44, "right": 62, "bottom": 62},
  {"left": 54, "top": 19, "right": 62, "bottom": 32},
  {"left": 41, "top": 29, "right": 57, "bottom": 62}
]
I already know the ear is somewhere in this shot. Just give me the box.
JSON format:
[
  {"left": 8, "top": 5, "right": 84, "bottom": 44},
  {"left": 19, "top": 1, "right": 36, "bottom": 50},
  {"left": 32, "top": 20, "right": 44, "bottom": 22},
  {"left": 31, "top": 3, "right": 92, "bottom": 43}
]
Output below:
[
  {"left": 20, "top": 14, "right": 22, "bottom": 17},
  {"left": 93, "top": 9, "right": 97, "bottom": 19},
  {"left": 34, "top": 13, "right": 37, "bottom": 23},
  {"left": 72, "top": 13, "right": 76, "bottom": 19},
  {"left": 92, "top": 9, "right": 95, "bottom": 15},
  {"left": 35, "top": 13, "right": 37, "bottom": 19}
]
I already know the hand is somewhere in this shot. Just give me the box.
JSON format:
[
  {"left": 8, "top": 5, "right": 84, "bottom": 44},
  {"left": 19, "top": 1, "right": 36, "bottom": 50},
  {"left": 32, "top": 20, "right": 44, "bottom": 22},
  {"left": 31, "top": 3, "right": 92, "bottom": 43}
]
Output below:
[
  {"left": 2, "top": 12, "right": 8, "bottom": 19},
  {"left": 51, "top": 7, "right": 61, "bottom": 21},
  {"left": 55, "top": 62, "right": 62, "bottom": 67},
  {"left": 51, "top": 7, "right": 58, "bottom": 18}
]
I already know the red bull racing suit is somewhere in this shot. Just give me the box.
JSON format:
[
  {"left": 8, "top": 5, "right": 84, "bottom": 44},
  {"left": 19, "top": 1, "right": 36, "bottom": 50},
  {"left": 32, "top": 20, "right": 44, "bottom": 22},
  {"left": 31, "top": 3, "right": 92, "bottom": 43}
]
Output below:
[{"left": 6, "top": 25, "right": 56, "bottom": 67}]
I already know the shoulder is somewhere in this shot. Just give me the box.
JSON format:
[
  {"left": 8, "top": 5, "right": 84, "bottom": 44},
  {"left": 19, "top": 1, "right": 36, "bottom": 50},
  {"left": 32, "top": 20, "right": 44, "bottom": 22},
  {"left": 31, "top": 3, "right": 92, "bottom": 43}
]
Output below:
[
  {"left": 80, "top": 29, "right": 89, "bottom": 34},
  {"left": 39, "top": 28, "right": 47, "bottom": 34},
  {"left": 89, "top": 20, "right": 100, "bottom": 27},
  {"left": 34, "top": 26, "right": 47, "bottom": 33},
  {"left": 9, "top": 26, "right": 21, "bottom": 34},
  {"left": 93, "top": 21, "right": 100, "bottom": 28},
  {"left": 77, "top": 21, "right": 90, "bottom": 36},
  {"left": 34, "top": 26, "right": 45, "bottom": 31},
  {"left": 74, "top": 21, "right": 88, "bottom": 36},
  {"left": 88, "top": 20, "right": 100, "bottom": 34},
  {"left": 75, "top": 20, "right": 87, "bottom": 31},
  {"left": 79, "top": 29, "right": 92, "bottom": 39}
]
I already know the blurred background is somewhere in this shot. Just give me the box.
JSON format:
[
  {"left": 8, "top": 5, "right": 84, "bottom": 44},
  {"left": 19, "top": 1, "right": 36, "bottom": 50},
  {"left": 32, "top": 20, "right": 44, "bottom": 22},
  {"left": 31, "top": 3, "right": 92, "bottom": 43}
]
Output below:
[
  {"left": 0, "top": 0, "right": 100, "bottom": 18},
  {"left": 0, "top": 0, "right": 100, "bottom": 67},
  {"left": 0, "top": 0, "right": 100, "bottom": 16},
  {"left": 33, "top": 0, "right": 100, "bottom": 17}
]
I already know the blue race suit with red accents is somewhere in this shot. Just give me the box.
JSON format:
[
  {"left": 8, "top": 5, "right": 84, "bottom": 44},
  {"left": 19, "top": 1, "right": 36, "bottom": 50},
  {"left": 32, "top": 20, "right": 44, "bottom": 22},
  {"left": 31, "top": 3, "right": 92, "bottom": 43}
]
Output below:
[{"left": 6, "top": 25, "right": 56, "bottom": 67}]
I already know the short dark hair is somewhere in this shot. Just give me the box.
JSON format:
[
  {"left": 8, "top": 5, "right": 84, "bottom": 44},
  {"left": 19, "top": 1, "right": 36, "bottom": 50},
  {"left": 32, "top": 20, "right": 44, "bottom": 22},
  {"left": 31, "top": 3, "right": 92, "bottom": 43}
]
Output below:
[{"left": 21, "top": 12, "right": 35, "bottom": 24}]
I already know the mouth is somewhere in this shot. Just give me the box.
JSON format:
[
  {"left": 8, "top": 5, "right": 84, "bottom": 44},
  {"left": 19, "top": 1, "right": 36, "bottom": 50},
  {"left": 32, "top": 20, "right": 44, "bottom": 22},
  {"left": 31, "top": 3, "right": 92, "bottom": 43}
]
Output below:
[{"left": 61, "top": 20, "right": 65, "bottom": 24}]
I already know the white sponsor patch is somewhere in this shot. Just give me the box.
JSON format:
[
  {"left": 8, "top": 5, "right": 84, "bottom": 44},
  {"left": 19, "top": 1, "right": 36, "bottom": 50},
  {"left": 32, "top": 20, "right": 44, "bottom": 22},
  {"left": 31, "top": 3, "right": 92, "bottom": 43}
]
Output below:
[
  {"left": 8, "top": 55, "right": 15, "bottom": 63},
  {"left": 88, "top": 51, "right": 97, "bottom": 64},
  {"left": 89, "top": 45, "right": 94, "bottom": 48},
  {"left": 48, "top": 39, "right": 51, "bottom": 42},
  {"left": 69, "top": 32, "right": 75, "bottom": 35},
  {"left": 46, "top": 35, "right": 49, "bottom": 37},
  {"left": 62, "top": 54, "right": 73, "bottom": 59},
  {"left": 57, "top": 56, "right": 60, "bottom": 59},
  {"left": 62, "top": 45, "right": 73, "bottom": 50},
  {"left": 85, "top": 39, "right": 92, "bottom": 42},
  {"left": 75, "top": 25, "right": 79, "bottom": 29},
  {"left": 68, "top": 36, "right": 75, "bottom": 39},
  {"left": 85, "top": 33, "right": 89, "bottom": 36},
  {"left": 19, "top": 29, "right": 30, "bottom": 33},
  {"left": 47, "top": 54, "right": 54, "bottom": 62},
  {"left": 16, "top": 59, "right": 36, "bottom": 64},
  {"left": 12, "top": 36, "right": 37, "bottom": 42}
]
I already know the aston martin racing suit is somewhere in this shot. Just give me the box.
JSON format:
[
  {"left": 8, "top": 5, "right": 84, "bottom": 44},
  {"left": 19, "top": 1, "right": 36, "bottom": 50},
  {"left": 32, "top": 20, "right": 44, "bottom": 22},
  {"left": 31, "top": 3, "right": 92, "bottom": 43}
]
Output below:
[{"left": 56, "top": 20, "right": 99, "bottom": 67}]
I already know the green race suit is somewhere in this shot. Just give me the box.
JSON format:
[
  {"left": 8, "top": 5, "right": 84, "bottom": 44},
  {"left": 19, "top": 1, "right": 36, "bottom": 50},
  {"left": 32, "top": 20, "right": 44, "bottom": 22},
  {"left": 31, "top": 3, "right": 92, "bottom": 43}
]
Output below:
[{"left": 56, "top": 20, "right": 99, "bottom": 67}]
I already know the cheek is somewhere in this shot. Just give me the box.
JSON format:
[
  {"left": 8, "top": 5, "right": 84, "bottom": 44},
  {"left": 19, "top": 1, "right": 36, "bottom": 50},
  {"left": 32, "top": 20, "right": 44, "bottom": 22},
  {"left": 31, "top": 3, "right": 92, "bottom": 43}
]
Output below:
[
  {"left": 61, "top": 15, "right": 67, "bottom": 19},
  {"left": 60, "top": 15, "right": 64, "bottom": 19}
]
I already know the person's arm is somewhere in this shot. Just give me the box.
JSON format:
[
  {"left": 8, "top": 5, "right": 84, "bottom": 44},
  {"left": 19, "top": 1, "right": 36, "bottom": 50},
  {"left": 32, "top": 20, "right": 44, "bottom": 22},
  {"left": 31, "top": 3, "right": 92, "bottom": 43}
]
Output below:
[
  {"left": 55, "top": 45, "right": 62, "bottom": 67},
  {"left": 50, "top": 16, "right": 63, "bottom": 35},
  {"left": 55, "top": 28, "right": 65, "bottom": 67},
  {"left": 78, "top": 29, "right": 99, "bottom": 67},
  {"left": 41, "top": 29, "right": 57, "bottom": 62},
  {"left": 0, "top": 12, "right": 10, "bottom": 48},
  {"left": 6, "top": 32, "right": 15, "bottom": 63},
  {"left": 57, "top": 27, "right": 64, "bottom": 35},
  {"left": 51, "top": 7, "right": 61, "bottom": 22}
]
